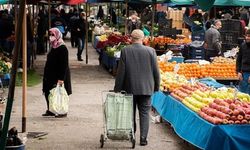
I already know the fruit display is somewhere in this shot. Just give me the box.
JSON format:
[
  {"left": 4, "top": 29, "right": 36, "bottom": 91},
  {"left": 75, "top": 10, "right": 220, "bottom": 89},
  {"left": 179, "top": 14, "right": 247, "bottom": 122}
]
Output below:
[
  {"left": 200, "top": 63, "right": 238, "bottom": 79},
  {"left": 212, "top": 56, "right": 236, "bottom": 64},
  {"left": 98, "top": 34, "right": 108, "bottom": 42},
  {"left": 199, "top": 99, "right": 250, "bottom": 124},
  {"left": 152, "top": 36, "right": 191, "bottom": 46},
  {"left": 171, "top": 83, "right": 210, "bottom": 102},
  {"left": 158, "top": 61, "right": 238, "bottom": 79},
  {"left": 160, "top": 71, "right": 188, "bottom": 92},
  {"left": 96, "top": 34, "right": 131, "bottom": 50},
  {"left": 105, "top": 44, "right": 126, "bottom": 57}
]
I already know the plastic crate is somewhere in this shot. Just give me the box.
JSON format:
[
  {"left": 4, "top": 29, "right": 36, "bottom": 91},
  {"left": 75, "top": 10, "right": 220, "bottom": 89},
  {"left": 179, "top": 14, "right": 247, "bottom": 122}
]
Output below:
[
  {"left": 220, "top": 31, "right": 239, "bottom": 44},
  {"left": 191, "top": 31, "right": 205, "bottom": 41},
  {"left": 220, "top": 19, "right": 242, "bottom": 33},
  {"left": 191, "top": 55, "right": 204, "bottom": 59},
  {"left": 168, "top": 56, "right": 184, "bottom": 63},
  {"left": 188, "top": 46, "right": 205, "bottom": 59}
]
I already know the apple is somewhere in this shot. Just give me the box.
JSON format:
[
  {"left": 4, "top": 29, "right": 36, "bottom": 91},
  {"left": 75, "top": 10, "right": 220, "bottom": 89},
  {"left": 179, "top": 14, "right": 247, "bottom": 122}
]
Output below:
[
  {"left": 241, "top": 119, "right": 248, "bottom": 124},
  {"left": 235, "top": 120, "right": 241, "bottom": 124},
  {"left": 233, "top": 109, "right": 240, "bottom": 116},
  {"left": 223, "top": 119, "right": 229, "bottom": 124},
  {"left": 231, "top": 116, "right": 237, "bottom": 121},
  {"left": 245, "top": 115, "right": 250, "bottom": 120},
  {"left": 237, "top": 115, "right": 244, "bottom": 121},
  {"left": 229, "top": 103, "right": 237, "bottom": 110},
  {"left": 225, "top": 99, "right": 233, "bottom": 104}
]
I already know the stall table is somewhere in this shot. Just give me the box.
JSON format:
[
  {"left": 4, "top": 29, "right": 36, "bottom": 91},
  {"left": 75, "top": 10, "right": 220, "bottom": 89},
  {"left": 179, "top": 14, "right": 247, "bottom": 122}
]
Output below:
[{"left": 152, "top": 91, "right": 250, "bottom": 150}]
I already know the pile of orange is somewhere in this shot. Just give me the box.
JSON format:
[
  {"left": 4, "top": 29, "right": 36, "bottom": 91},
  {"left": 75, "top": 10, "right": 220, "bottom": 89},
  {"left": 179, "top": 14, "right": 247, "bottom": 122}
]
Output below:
[
  {"left": 201, "top": 63, "right": 237, "bottom": 78},
  {"left": 153, "top": 36, "right": 191, "bottom": 45},
  {"left": 158, "top": 61, "right": 238, "bottom": 79}
]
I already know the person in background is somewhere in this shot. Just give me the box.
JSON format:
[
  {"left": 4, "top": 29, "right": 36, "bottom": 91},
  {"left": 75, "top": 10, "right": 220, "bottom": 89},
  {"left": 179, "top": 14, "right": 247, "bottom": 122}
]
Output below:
[
  {"left": 75, "top": 12, "right": 86, "bottom": 61},
  {"left": 51, "top": 10, "right": 66, "bottom": 37},
  {"left": 97, "top": 5, "right": 104, "bottom": 20},
  {"left": 204, "top": 19, "right": 222, "bottom": 61},
  {"left": 236, "top": 29, "right": 250, "bottom": 95},
  {"left": 69, "top": 10, "right": 79, "bottom": 48},
  {"left": 114, "top": 29, "right": 160, "bottom": 146},
  {"left": 109, "top": 8, "right": 117, "bottom": 25},
  {"left": 127, "top": 13, "right": 142, "bottom": 34},
  {"left": 0, "top": 11, "right": 14, "bottom": 54},
  {"left": 191, "top": 9, "right": 203, "bottom": 23},
  {"left": 37, "top": 7, "right": 47, "bottom": 54},
  {"left": 42, "top": 27, "right": 72, "bottom": 117}
]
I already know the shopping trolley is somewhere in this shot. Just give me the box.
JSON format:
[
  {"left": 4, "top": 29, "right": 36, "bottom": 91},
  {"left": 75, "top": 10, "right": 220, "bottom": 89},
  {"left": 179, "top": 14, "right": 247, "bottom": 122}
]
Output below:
[{"left": 100, "top": 91, "right": 135, "bottom": 148}]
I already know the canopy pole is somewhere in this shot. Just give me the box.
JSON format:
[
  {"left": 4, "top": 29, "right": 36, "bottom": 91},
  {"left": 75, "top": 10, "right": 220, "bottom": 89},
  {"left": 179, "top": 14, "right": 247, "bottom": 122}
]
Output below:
[
  {"left": 151, "top": 1, "right": 156, "bottom": 39},
  {"left": 125, "top": 0, "right": 128, "bottom": 35},
  {"left": 48, "top": 0, "right": 51, "bottom": 29},
  {"left": 85, "top": 3, "right": 88, "bottom": 64},
  {"left": 22, "top": 0, "right": 27, "bottom": 133},
  {"left": 0, "top": 0, "right": 26, "bottom": 148}
]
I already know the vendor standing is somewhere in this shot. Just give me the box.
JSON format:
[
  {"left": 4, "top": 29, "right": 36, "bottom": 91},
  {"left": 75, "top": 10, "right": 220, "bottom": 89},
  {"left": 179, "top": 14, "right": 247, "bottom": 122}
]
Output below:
[
  {"left": 236, "top": 29, "right": 250, "bottom": 95},
  {"left": 204, "top": 20, "right": 222, "bottom": 61}
]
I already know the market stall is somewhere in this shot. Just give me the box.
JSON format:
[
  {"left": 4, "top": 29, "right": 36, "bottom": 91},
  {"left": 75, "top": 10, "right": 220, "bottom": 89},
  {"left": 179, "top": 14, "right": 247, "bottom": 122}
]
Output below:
[{"left": 152, "top": 91, "right": 250, "bottom": 150}]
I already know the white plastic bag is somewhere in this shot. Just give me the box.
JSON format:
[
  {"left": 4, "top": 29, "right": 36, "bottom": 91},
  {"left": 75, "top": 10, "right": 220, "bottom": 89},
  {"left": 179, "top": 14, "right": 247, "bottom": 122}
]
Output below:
[{"left": 48, "top": 84, "right": 69, "bottom": 115}]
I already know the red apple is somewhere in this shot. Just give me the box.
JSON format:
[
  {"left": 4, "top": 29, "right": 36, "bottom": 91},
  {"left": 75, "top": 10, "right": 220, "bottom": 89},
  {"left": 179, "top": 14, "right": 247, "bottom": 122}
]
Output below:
[
  {"left": 233, "top": 109, "right": 240, "bottom": 116},
  {"left": 245, "top": 115, "right": 250, "bottom": 120},
  {"left": 235, "top": 120, "right": 241, "bottom": 124},
  {"left": 237, "top": 115, "right": 244, "bottom": 121},
  {"left": 225, "top": 99, "right": 233, "bottom": 104},
  {"left": 241, "top": 119, "right": 248, "bottom": 124},
  {"left": 223, "top": 119, "right": 229, "bottom": 124},
  {"left": 231, "top": 116, "right": 237, "bottom": 121},
  {"left": 229, "top": 103, "right": 237, "bottom": 110}
]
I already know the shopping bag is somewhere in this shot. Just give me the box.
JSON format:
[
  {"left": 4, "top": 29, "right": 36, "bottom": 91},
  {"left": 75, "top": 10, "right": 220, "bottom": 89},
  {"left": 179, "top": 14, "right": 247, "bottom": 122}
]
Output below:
[{"left": 48, "top": 84, "right": 69, "bottom": 115}]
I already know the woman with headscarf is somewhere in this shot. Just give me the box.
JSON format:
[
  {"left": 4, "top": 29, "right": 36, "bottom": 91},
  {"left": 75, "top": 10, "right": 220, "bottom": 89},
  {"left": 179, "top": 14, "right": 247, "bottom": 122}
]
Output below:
[{"left": 42, "top": 27, "right": 72, "bottom": 117}]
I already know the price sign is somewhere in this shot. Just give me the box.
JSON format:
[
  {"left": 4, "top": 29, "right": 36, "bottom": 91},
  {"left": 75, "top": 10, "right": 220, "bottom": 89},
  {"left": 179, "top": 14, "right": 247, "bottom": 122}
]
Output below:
[{"left": 174, "top": 64, "right": 180, "bottom": 74}]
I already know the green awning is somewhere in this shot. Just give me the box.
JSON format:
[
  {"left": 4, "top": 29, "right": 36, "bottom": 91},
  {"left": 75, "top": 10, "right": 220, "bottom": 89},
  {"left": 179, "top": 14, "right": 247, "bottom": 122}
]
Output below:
[
  {"left": 171, "top": 0, "right": 193, "bottom": 5},
  {"left": 214, "top": 0, "right": 250, "bottom": 6},
  {"left": 194, "top": 0, "right": 215, "bottom": 11},
  {"left": 0, "top": 0, "right": 9, "bottom": 4}
]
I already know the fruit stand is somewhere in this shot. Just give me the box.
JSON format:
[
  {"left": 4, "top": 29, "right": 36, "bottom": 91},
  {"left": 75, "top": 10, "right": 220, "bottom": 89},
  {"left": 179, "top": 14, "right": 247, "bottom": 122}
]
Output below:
[
  {"left": 152, "top": 91, "right": 250, "bottom": 150},
  {"left": 151, "top": 56, "right": 250, "bottom": 149},
  {"left": 94, "top": 33, "right": 131, "bottom": 75}
]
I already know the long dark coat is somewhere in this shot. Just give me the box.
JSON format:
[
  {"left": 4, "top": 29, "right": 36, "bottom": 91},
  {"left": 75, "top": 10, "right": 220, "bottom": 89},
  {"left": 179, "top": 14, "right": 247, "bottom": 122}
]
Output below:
[{"left": 43, "top": 45, "right": 72, "bottom": 95}]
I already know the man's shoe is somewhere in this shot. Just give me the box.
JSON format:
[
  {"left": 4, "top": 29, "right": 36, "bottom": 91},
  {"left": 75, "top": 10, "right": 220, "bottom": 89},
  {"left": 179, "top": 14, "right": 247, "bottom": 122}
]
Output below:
[
  {"left": 77, "top": 58, "right": 83, "bottom": 61},
  {"left": 42, "top": 110, "right": 55, "bottom": 117},
  {"left": 140, "top": 137, "right": 148, "bottom": 146}
]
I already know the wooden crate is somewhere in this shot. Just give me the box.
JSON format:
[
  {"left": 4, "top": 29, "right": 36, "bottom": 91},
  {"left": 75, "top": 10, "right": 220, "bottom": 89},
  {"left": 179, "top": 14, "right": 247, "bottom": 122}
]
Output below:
[{"left": 172, "top": 21, "right": 183, "bottom": 29}]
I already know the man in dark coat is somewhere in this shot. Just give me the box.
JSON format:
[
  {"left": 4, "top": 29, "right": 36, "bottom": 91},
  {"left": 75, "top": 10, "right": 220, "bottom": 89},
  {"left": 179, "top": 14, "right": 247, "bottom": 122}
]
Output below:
[
  {"left": 236, "top": 29, "right": 250, "bottom": 95},
  {"left": 75, "top": 12, "right": 86, "bottom": 61},
  {"left": 114, "top": 29, "right": 160, "bottom": 146}
]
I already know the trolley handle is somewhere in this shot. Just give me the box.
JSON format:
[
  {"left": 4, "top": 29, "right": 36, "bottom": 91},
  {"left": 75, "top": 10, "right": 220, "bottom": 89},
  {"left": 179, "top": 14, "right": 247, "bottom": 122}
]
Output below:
[{"left": 108, "top": 90, "right": 126, "bottom": 94}]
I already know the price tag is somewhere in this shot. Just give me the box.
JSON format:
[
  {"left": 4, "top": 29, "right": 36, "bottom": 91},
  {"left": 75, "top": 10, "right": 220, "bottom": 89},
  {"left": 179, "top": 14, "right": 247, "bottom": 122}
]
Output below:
[
  {"left": 233, "top": 88, "right": 238, "bottom": 99},
  {"left": 174, "top": 64, "right": 180, "bottom": 74},
  {"left": 190, "top": 77, "right": 196, "bottom": 86}
]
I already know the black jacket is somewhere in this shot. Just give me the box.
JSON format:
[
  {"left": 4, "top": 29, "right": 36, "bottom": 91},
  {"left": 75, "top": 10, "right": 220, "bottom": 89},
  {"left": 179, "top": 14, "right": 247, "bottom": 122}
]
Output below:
[
  {"left": 236, "top": 42, "right": 250, "bottom": 73},
  {"left": 43, "top": 45, "right": 72, "bottom": 95},
  {"left": 75, "top": 18, "right": 86, "bottom": 38}
]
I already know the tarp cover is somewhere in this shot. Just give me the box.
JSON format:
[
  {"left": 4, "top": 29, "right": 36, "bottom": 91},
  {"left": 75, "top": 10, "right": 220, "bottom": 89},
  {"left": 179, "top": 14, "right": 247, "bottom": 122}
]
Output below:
[{"left": 152, "top": 91, "right": 250, "bottom": 150}]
